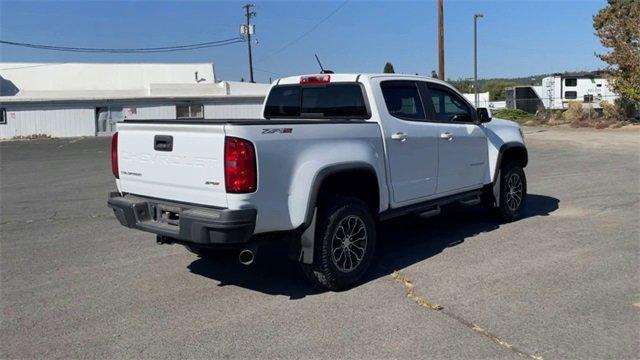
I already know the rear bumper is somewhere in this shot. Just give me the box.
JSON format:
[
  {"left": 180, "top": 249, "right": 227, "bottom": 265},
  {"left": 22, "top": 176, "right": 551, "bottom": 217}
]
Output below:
[{"left": 107, "top": 193, "right": 256, "bottom": 246}]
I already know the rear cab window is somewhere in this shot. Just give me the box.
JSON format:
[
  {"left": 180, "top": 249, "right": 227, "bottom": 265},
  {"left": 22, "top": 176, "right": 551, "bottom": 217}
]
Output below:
[{"left": 263, "top": 83, "right": 370, "bottom": 119}]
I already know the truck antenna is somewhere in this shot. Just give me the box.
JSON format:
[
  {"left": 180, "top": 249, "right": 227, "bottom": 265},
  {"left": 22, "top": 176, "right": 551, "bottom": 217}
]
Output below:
[{"left": 314, "top": 54, "right": 334, "bottom": 74}]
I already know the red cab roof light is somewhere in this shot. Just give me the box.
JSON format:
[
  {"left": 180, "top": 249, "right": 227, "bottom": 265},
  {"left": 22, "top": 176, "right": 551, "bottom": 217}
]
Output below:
[{"left": 300, "top": 75, "right": 331, "bottom": 85}]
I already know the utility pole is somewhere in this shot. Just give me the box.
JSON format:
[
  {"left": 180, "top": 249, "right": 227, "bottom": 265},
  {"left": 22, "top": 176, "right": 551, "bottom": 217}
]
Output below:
[
  {"left": 242, "top": 4, "right": 256, "bottom": 83},
  {"left": 474, "top": 13, "right": 483, "bottom": 107},
  {"left": 437, "top": 0, "right": 445, "bottom": 80}
]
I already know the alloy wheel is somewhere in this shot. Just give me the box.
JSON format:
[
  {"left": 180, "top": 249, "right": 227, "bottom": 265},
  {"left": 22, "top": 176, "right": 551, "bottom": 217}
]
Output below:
[{"left": 330, "top": 215, "right": 368, "bottom": 272}]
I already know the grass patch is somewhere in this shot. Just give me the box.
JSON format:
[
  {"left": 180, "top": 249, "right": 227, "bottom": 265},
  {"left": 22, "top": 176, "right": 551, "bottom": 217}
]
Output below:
[{"left": 492, "top": 109, "right": 536, "bottom": 124}]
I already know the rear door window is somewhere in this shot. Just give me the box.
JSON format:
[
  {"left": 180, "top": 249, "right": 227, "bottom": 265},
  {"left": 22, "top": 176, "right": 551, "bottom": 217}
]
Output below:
[
  {"left": 380, "top": 81, "right": 426, "bottom": 121},
  {"left": 264, "top": 83, "right": 369, "bottom": 119}
]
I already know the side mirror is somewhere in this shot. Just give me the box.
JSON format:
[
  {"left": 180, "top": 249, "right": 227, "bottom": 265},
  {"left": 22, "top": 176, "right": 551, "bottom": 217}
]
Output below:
[{"left": 476, "top": 108, "right": 492, "bottom": 123}]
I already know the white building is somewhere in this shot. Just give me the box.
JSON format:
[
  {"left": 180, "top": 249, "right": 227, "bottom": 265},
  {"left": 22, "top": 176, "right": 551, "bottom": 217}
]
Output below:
[{"left": 0, "top": 63, "right": 271, "bottom": 139}]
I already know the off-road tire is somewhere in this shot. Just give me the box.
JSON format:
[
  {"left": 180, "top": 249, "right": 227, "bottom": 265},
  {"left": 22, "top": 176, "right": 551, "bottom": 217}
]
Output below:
[
  {"left": 301, "top": 196, "right": 377, "bottom": 291},
  {"left": 496, "top": 163, "right": 527, "bottom": 222}
]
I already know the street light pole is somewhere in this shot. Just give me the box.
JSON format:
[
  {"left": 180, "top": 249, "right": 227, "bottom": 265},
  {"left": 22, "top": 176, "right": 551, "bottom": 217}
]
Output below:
[{"left": 474, "top": 13, "right": 483, "bottom": 108}]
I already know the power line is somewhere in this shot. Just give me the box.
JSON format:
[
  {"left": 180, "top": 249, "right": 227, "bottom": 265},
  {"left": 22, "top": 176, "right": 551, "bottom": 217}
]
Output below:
[
  {"left": 0, "top": 37, "right": 245, "bottom": 53},
  {"left": 254, "top": 67, "right": 285, "bottom": 76},
  {"left": 267, "top": 0, "right": 349, "bottom": 57}
]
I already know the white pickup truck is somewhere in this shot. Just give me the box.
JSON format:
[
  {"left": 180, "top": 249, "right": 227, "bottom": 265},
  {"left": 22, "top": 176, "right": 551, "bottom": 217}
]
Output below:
[{"left": 108, "top": 73, "right": 528, "bottom": 290}]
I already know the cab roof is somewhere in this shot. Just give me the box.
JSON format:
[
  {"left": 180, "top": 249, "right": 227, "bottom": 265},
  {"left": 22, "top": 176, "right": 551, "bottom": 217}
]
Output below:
[{"left": 274, "top": 73, "right": 454, "bottom": 88}]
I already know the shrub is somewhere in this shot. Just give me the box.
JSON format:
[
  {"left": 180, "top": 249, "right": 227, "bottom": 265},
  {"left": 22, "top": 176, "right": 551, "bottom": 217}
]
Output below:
[
  {"left": 562, "top": 101, "right": 585, "bottom": 122},
  {"left": 601, "top": 100, "right": 619, "bottom": 120},
  {"left": 492, "top": 108, "right": 536, "bottom": 124}
]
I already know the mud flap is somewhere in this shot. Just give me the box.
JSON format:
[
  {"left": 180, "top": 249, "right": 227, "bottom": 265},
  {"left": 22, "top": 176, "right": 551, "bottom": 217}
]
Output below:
[
  {"left": 299, "top": 208, "right": 317, "bottom": 264},
  {"left": 492, "top": 169, "right": 501, "bottom": 207}
]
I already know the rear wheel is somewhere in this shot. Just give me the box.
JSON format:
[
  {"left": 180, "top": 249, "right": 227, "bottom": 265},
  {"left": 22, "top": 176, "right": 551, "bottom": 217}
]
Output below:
[{"left": 301, "top": 196, "right": 377, "bottom": 291}]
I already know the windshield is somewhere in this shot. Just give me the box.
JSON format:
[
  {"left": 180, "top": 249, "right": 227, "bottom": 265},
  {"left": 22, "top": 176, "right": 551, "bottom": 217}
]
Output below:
[{"left": 264, "top": 83, "right": 369, "bottom": 119}]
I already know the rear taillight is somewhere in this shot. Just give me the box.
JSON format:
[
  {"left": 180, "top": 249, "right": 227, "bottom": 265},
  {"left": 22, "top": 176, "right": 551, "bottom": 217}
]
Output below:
[
  {"left": 111, "top": 132, "right": 119, "bottom": 178},
  {"left": 224, "top": 136, "right": 256, "bottom": 193}
]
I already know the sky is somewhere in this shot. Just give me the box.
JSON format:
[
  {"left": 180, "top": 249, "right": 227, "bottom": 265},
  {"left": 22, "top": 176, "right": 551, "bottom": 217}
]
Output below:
[{"left": 0, "top": 0, "right": 608, "bottom": 83}]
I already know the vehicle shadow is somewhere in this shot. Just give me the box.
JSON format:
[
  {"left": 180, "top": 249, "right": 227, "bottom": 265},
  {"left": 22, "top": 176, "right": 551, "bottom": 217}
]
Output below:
[{"left": 187, "top": 194, "right": 559, "bottom": 299}]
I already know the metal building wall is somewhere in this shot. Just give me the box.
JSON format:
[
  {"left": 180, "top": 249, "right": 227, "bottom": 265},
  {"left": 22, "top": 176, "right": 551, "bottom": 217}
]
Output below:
[
  {"left": 0, "top": 97, "right": 266, "bottom": 139},
  {"left": 123, "top": 104, "right": 175, "bottom": 120},
  {"left": 123, "top": 99, "right": 264, "bottom": 121},
  {"left": 203, "top": 101, "right": 263, "bottom": 119},
  {"left": 0, "top": 105, "right": 95, "bottom": 139}
]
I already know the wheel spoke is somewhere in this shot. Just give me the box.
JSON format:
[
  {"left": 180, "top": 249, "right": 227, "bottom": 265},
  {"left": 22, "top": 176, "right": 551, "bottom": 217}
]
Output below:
[
  {"left": 330, "top": 215, "right": 368, "bottom": 272},
  {"left": 351, "top": 226, "right": 365, "bottom": 238},
  {"left": 349, "top": 247, "right": 362, "bottom": 262}
]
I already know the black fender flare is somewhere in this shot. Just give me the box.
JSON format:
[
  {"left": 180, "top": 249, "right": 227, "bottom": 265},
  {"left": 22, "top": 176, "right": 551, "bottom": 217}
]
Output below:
[
  {"left": 294, "top": 162, "right": 379, "bottom": 265},
  {"left": 493, "top": 142, "right": 528, "bottom": 184}
]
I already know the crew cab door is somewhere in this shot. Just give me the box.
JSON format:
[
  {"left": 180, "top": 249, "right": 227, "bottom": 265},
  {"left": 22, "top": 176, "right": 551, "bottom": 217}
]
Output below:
[
  {"left": 423, "top": 83, "right": 488, "bottom": 194},
  {"left": 375, "top": 80, "right": 439, "bottom": 204}
]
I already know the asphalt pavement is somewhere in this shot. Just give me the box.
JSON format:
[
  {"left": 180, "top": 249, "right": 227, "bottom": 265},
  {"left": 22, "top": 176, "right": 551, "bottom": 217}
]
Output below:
[{"left": 1, "top": 127, "right": 638, "bottom": 359}]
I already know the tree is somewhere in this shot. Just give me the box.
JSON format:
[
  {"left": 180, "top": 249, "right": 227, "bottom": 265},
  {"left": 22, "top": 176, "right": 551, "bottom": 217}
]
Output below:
[
  {"left": 383, "top": 62, "right": 395, "bottom": 73},
  {"left": 484, "top": 80, "right": 517, "bottom": 101},
  {"left": 593, "top": 0, "right": 640, "bottom": 103},
  {"left": 449, "top": 79, "right": 473, "bottom": 93}
]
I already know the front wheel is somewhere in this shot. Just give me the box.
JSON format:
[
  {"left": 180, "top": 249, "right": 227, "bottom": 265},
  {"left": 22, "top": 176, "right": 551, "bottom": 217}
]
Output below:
[
  {"left": 496, "top": 163, "right": 527, "bottom": 222},
  {"left": 301, "top": 196, "right": 377, "bottom": 291}
]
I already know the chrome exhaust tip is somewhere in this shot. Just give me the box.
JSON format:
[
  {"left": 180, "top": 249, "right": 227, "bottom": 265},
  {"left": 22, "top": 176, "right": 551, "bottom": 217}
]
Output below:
[{"left": 238, "top": 247, "right": 256, "bottom": 265}]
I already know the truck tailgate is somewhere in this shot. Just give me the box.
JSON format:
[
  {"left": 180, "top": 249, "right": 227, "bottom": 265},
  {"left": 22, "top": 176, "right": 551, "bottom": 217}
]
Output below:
[{"left": 116, "top": 122, "right": 227, "bottom": 208}]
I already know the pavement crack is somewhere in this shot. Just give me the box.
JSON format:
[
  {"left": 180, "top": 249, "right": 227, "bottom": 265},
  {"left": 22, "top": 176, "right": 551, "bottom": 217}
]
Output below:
[
  {"left": 390, "top": 270, "right": 543, "bottom": 360},
  {"left": 391, "top": 271, "right": 443, "bottom": 310}
]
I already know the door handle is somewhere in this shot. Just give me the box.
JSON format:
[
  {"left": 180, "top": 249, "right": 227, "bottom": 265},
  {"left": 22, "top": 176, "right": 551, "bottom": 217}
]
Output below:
[
  {"left": 154, "top": 135, "right": 173, "bottom": 151},
  {"left": 440, "top": 132, "right": 453, "bottom": 141},
  {"left": 391, "top": 132, "right": 408, "bottom": 141}
]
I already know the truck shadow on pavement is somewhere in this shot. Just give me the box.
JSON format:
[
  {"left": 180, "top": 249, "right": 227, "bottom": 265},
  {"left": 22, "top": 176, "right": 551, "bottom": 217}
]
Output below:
[{"left": 187, "top": 194, "right": 559, "bottom": 299}]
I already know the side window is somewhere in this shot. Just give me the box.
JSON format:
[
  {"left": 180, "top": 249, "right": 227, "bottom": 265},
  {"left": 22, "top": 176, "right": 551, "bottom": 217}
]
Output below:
[
  {"left": 176, "top": 104, "right": 204, "bottom": 119},
  {"left": 427, "top": 85, "right": 474, "bottom": 123},
  {"left": 380, "top": 81, "right": 426, "bottom": 121},
  {"left": 0, "top": 108, "right": 6, "bottom": 125},
  {"left": 565, "top": 78, "right": 577, "bottom": 87},
  {"left": 564, "top": 91, "right": 577, "bottom": 100}
]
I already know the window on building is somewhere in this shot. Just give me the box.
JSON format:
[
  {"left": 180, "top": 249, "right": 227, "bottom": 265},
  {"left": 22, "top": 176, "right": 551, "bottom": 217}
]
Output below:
[
  {"left": 564, "top": 91, "right": 578, "bottom": 100},
  {"left": 176, "top": 104, "right": 204, "bottom": 119},
  {"left": 583, "top": 94, "right": 594, "bottom": 103},
  {"left": 0, "top": 108, "right": 6, "bottom": 125},
  {"left": 565, "top": 78, "right": 577, "bottom": 87}
]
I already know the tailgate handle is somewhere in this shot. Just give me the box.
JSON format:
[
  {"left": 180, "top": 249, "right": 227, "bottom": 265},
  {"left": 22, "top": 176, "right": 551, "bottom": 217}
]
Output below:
[{"left": 154, "top": 135, "right": 173, "bottom": 152}]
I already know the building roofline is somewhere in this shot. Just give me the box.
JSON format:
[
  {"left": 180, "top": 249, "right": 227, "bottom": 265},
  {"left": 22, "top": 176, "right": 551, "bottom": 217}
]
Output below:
[{"left": 0, "top": 94, "right": 265, "bottom": 105}]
